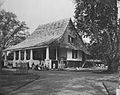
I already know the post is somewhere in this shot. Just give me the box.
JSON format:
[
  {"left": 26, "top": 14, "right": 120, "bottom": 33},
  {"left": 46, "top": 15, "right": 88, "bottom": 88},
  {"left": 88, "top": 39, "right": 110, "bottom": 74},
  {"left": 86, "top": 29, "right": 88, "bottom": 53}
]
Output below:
[
  {"left": 24, "top": 50, "right": 26, "bottom": 61},
  {"left": 46, "top": 47, "right": 49, "bottom": 60},
  {"left": 13, "top": 51, "right": 16, "bottom": 67},
  {"left": 13, "top": 51, "right": 16, "bottom": 61},
  {"left": 4, "top": 51, "right": 7, "bottom": 66},
  {"left": 30, "top": 49, "right": 33, "bottom": 60},
  {"left": 18, "top": 50, "right": 21, "bottom": 60},
  {"left": 45, "top": 47, "right": 51, "bottom": 69},
  {"left": 29, "top": 49, "right": 33, "bottom": 67},
  {"left": 4, "top": 51, "right": 7, "bottom": 61}
]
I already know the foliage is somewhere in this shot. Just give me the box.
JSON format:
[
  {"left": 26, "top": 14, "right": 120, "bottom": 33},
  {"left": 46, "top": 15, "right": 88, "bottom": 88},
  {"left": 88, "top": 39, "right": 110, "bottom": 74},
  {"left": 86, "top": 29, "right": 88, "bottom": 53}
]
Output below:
[
  {"left": 0, "top": 10, "right": 29, "bottom": 49},
  {"left": 0, "top": 10, "right": 29, "bottom": 73},
  {"left": 74, "top": 0, "right": 119, "bottom": 72}
]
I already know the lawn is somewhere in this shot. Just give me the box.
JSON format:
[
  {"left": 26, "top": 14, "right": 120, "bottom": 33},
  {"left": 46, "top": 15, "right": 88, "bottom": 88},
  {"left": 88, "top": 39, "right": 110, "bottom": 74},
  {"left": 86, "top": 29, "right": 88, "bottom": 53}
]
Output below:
[
  {"left": 0, "top": 69, "right": 119, "bottom": 95},
  {"left": 9, "top": 70, "right": 119, "bottom": 95},
  {"left": 0, "top": 69, "right": 39, "bottom": 95}
]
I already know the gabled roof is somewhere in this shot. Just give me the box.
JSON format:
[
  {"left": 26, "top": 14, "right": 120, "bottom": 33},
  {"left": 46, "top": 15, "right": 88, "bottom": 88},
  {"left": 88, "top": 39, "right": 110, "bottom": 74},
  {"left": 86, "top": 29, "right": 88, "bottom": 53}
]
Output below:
[
  {"left": 4, "top": 18, "right": 89, "bottom": 54},
  {"left": 4, "top": 18, "right": 70, "bottom": 51}
]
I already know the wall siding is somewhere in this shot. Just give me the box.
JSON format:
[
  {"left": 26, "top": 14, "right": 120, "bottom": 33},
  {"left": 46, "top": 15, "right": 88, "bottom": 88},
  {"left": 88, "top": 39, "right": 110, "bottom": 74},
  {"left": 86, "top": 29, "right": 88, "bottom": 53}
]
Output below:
[
  {"left": 67, "top": 49, "right": 82, "bottom": 61},
  {"left": 59, "top": 48, "right": 67, "bottom": 59},
  {"left": 59, "top": 20, "right": 83, "bottom": 61}
]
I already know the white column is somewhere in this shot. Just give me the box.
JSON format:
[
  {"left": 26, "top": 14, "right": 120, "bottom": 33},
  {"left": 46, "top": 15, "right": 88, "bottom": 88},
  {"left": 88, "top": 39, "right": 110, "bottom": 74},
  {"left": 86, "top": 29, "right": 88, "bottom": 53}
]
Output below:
[
  {"left": 29, "top": 49, "right": 33, "bottom": 67},
  {"left": 4, "top": 51, "right": 7, "bottom": 66},
  {"left": 56, "top": 47, "right": 58, "bottom": 60},
  {"left": 18, "top": 50, "right": 21, "bottom": 60},
  {"left": 24, "top": 50, "right": 26, "bottom": 60},
  {"left": 13, "top": 51, "right": 16, "bottom": 60},
  {"left": 30, "top": 49, "right": 33, "bottom": 60},
  {"left": 4, "top": 51, "right": 7, "bottom": 61},
  {"left": 46, "top": 47, "right": 49, "bottom": 60},
  {"left": 13, "top": 51, "right": 16, "bottom": 67},
  {"left": 45, "top": 47, "right": 51, "bottom": 69}
]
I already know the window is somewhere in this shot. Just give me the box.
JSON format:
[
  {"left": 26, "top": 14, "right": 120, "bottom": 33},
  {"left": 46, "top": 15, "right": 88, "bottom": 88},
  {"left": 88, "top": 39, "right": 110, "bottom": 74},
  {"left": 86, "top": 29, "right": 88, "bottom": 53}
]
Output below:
[
  {"left": 68, "top": 35, "right": 74, "bottom": 43},
  {"left": 72, "top": 50, "right": 78, "bottom": 59}
]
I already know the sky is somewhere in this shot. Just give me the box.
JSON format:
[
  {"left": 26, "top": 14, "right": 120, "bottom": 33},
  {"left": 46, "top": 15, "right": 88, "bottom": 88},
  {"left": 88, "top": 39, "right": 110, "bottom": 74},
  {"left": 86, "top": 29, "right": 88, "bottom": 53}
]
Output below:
[
  {"left": 1, "top": 0, "right": 120, "bottom": 43},
  {"left": 1, "top": 0, "right": 74, "bottom": 33}
]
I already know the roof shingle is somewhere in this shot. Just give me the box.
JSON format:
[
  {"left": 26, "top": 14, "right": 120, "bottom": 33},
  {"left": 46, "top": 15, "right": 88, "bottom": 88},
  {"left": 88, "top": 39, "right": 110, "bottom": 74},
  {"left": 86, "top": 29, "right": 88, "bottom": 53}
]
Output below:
[{"left": 4, "top": 18, "right": 70, "bottom": 51}]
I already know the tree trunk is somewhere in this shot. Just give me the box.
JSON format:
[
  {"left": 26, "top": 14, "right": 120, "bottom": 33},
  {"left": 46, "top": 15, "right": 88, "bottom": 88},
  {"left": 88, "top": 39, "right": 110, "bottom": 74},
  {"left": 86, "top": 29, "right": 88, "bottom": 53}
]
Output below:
[{"left": 107, "top": 57, "right": 119, "bottom": 73}]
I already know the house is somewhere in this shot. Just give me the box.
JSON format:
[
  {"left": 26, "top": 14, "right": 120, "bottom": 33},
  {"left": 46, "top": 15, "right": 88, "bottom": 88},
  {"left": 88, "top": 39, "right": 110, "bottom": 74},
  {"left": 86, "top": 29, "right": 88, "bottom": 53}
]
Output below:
[{"left": 3, "top": 18, "right": 89, "bottom": 69}]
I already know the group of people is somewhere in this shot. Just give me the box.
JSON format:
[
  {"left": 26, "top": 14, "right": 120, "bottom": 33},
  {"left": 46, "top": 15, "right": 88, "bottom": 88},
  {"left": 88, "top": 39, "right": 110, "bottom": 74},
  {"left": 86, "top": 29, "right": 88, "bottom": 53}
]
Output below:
[
  {"left": 31, "top": 62, "right": 49, "bottom": 70},
  {"left": 31, "top": 59, "right": 66, "bottom": 70}
]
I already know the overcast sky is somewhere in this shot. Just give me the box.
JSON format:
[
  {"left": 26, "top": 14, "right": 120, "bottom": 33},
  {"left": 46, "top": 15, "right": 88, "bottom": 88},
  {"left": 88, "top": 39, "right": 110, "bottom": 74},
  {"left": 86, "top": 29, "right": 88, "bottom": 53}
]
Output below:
[{"left": 1, "top": 0, "right": 74, "bottom": 33}]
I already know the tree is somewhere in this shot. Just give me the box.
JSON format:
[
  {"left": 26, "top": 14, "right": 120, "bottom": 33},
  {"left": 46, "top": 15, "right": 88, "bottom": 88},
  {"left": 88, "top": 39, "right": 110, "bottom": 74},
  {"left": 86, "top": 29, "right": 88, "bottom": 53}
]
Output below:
[
  {"left": 74, "top": 0, "right": 119, "bottom": 73},
  {"left": 0, "top": 10, "right": 29, "bottom": 73}
]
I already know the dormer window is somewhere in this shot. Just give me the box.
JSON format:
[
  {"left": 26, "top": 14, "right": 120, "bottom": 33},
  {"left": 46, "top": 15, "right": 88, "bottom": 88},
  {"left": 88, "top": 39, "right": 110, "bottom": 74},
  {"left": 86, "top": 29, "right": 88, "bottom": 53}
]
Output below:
[{"left": 68, "top": 35, "right": 74, "bottom": 43}]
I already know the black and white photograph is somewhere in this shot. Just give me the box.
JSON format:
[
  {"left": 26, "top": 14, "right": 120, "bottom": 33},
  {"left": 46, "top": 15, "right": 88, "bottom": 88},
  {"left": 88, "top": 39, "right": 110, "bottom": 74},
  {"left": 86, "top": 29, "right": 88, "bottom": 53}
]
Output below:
[{"left": 0, "top": 0, "right": 119, "bottom": 95}]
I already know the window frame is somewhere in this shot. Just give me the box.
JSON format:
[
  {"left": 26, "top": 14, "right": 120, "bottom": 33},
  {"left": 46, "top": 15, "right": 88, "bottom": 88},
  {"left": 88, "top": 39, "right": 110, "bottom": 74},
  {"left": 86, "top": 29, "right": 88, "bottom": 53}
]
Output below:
[
  {"left": 72, "top": 50, "right": 78, "bottom": 59},
  {"left": 68, "top": 35, "right": 74, "bottom": 43}
]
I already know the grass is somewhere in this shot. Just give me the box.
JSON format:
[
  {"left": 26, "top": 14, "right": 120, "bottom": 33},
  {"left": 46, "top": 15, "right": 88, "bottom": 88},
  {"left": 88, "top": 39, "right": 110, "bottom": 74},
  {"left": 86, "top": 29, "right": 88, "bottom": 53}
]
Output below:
[
  {"left": 0, "top": 69, "right": 119, "bottom": 95},
  {"left": 25, "top": 70, "right": 118, "bottom": 95},
  {"left": 0, "top": 70, "right": 39, "bottom": 95}
]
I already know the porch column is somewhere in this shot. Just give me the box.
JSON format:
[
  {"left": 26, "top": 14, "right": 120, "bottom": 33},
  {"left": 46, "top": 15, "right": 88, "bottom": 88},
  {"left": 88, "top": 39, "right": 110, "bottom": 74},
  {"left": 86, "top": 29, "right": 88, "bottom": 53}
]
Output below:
[
  {"left": 46, "top": 47, "right": 49, "bottom": 60},
  {"left": 56, "top": 47, "right": 58, "bottom": 60},
  {"left": 4, "top": 51, "right": 7, "bottom": 61},
  {"left": 24, "top": 50, "right": 26, "bottom": 61},
  {"left": 13, "top": 51, "right": 16, "bottom": 61},
  {"left": 30, "top": 49, "right": 33, "bottom": 60},
  {"left": 18, "top": 50, "right": 21, "bottom": 60},
  {"left": 4, "top": 51, "right": 7, "bottom": 66},
  {"left": 13, "top": 51, "right": 16, "bottom": 67},
  {"left": 45, "top": 47, "right": 51, "bottom": 69},
  {"left": 29, "top": 49, "right": 33, "bottom": 67}
]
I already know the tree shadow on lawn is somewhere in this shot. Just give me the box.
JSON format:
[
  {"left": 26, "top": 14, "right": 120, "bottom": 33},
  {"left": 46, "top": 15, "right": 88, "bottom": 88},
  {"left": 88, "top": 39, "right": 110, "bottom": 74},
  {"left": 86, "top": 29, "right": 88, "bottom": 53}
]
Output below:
[
  {"left": 93, "top": 70, "right": 118, "bottom": 95},
  {"left": 103, "top": 81, "right": 117, "bottom": 95}
]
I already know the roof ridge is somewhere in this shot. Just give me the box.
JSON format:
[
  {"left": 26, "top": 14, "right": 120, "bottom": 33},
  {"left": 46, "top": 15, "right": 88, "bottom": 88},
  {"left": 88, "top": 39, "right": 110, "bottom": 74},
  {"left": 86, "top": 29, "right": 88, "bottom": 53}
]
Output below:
[{"left": 35, "top": 18, "right": 70, "bottom": 31}]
